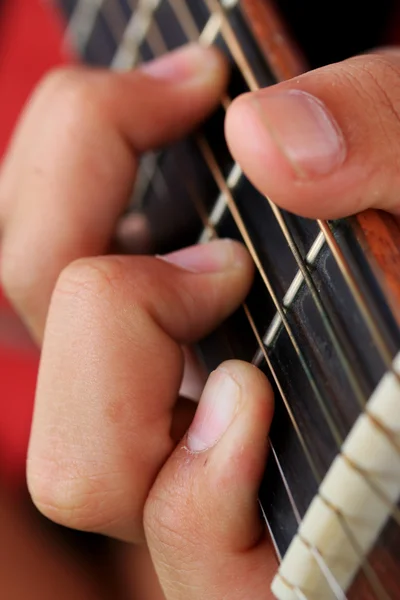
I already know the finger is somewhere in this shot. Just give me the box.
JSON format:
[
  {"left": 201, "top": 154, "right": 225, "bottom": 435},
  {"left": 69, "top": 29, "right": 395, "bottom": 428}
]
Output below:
[
  {"left": 225, "top": 48, "right": 400, "bottom": 219},
  {"left": 145, "top": 360, "right": 277, "bottom": 600},
  {"left": 27, "top": 240, "right": 254, "bottom": 543},
  {"left": 0, "top": 44, "right": 228, "bottom": 343}
]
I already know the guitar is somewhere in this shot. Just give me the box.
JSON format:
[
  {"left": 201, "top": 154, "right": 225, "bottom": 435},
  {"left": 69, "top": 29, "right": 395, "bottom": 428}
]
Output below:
[{"left": 55, "top": 1, "right": 400, "bottom": 598}]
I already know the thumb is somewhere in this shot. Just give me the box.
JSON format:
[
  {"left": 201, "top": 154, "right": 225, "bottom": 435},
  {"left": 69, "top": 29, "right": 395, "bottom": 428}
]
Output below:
[
  {"left": 225, "top": 48, "right": 400, "bottom": 219},
  {"left": 144, "top": 360, "right": 277, "bottom": 600}
]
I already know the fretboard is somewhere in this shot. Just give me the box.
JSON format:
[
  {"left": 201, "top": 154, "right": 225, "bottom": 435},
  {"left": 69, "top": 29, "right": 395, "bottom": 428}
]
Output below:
[{"left": 56, "top": 2, "right": 400, "bottom": 598}]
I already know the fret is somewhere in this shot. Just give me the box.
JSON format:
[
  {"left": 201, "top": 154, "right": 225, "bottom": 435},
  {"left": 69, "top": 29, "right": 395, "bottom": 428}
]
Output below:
[
  {"left": 112, "top": 0, "right": 161, "bottom": 70},
  {"left": 64, "top": 0, "right": 105, "bottom": 55},
  {"left": 199, "top": 162, "right": 242, "bottom": 243},
  {"left": 259, "top": 231, "right": 326, "bottom": 351},
  {"left": 85, "top": 7, "right": 118, "bottom": 65}
]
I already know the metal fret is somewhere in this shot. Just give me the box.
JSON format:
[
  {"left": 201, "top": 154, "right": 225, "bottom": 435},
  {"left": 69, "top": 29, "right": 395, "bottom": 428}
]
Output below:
[
  {"left": 259, "top": 232, "right": 326, "bottom": 351},
  {"left": 65, "top": 0, "right": 105, "bottom": 53},
  {"left": 112, "top": 0, "right": 161, "bottom": 69},
  {"left": 198, "top": 163, "right": 242, "bottom": 242}
]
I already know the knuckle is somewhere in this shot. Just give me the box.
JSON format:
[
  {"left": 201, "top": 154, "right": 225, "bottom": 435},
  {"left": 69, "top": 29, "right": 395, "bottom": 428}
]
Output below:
[
  {"left": 345, "top": 54, "right": 400, "bottom": 134},
  {"left": 33, "top": 66, "right": 112, "bottom": 137},
  {"left": 38, "top": 67, "right": 98, "bottom": 114},
  {"left": 55, "top": 256, "right": 126, "bottom": 307},
  {"left": 28, "top": 456, "right": 129, "bottom": 533}
]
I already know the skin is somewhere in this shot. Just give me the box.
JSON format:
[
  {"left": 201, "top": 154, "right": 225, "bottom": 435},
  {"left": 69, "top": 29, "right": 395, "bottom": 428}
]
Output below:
[{"left": 1, "top": 42, "right": 400, "bottom": 599}]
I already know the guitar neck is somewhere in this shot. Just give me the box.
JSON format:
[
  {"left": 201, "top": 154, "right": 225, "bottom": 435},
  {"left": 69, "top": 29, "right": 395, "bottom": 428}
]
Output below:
[{"left": 56, "top": 2, "right": 400, "bottom": 598}]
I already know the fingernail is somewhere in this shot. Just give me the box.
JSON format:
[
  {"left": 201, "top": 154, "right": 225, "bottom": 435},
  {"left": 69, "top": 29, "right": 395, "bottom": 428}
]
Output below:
[
  {"left": 187, "top": 367, "right": 240, "bottom": 452},
  {"left": 140, "top": 43, "right": 223, "bottom": 83},
  {"left": 251, "top": 89, "right": 346, "bottom": 177},
  {"left": 158, "top": 239, "right": 242, "bottom": 273}
]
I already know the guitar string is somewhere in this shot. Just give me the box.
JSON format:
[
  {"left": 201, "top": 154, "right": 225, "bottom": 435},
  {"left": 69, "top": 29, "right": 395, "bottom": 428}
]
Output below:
[
  {"left": 142, "top": 13, "right": 395, "bottom": 600},
  {"left": 61, "top": 2, "right": 396, "bottom": 596},
  {"left": 164, "top": 0, "right": 400, "bottom": 454}
]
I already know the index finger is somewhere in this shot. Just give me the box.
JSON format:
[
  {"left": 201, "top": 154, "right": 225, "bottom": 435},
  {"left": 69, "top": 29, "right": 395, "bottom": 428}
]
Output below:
[{"left": 0, "top": 44, "right": 228, "bottom": 343}]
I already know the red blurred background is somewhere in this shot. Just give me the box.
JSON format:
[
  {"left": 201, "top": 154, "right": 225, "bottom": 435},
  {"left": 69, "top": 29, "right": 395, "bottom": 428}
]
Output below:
[{"left": 0, "top": 0, "right": 69, "bottom": 490}]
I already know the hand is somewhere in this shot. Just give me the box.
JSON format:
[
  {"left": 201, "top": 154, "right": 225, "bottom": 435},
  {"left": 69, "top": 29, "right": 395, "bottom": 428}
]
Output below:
[{"left": 1, "top": 43, "right": 400, "bottom": 600}]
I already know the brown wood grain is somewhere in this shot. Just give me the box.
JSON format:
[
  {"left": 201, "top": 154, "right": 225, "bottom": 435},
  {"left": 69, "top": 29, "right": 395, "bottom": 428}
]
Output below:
[
  {"left": 240, "top": 0, "right": 307, "bottom": 80},
  {"left": 240, "top": 0, "right": 400, "bottom": 328}
]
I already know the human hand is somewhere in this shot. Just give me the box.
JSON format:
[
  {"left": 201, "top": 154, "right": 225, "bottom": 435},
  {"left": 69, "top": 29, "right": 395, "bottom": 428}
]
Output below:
[{"left": 1, "top": 43, "right": 400, "bottom": 600}]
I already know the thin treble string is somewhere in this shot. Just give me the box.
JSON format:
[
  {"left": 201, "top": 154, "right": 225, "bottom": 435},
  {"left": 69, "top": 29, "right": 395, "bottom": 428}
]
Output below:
[{"left": 204, "top": 0, "right": 400, "bottom": 386}]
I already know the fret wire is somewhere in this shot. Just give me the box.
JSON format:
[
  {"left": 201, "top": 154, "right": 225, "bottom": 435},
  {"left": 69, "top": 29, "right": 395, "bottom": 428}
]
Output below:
[
  {"left": 205, "top": 0, "right": 398, "bottom": 384},
  {"left": 64, "top": 0, "right": 105, "bottom": 54},
  {"left": 112, "top": 0, "right": 162, "bottom": 70},
  {"left": 261, "top": 232, "right": 325, "bottom": 348},
  {"left": 141, "top": 16, "right": 398, "bottom": 597}
]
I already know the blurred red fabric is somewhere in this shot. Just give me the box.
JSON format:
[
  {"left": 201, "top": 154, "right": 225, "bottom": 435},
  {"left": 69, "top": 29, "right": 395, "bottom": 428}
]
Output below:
[{"left": 0, "top": 0, "right": 68, "bottom": 488}]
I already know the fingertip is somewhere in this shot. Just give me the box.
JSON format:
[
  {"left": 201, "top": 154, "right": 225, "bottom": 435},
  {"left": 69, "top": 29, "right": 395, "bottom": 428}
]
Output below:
[
  {"left": 139, "top": 43, "right": 230, "bottom": 93},
  {"left": 225, "top": 92, "right": 294, "bottom": 202},
  {"left": 187, "top": 359, "right": 273, "bottom": 455},
  {"left": 219, "top": 359, "right": 274, "bottom": 414}
]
